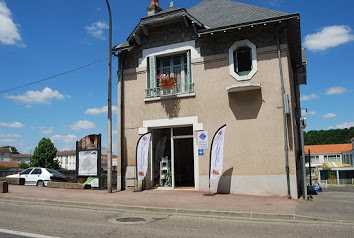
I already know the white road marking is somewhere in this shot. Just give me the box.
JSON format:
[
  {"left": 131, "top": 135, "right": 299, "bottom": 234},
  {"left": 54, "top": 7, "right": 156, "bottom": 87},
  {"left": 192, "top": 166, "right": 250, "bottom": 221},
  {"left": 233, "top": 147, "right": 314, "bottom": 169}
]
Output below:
[{"left": 0, "top": 228, "right": 60, "bottom": 238}]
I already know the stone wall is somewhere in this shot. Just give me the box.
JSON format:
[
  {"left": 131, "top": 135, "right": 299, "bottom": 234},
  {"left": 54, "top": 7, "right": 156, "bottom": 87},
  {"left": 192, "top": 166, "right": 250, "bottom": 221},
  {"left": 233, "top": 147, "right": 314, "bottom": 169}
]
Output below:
[{"left": 0, "top": 170, "right": 118, "bottom": 190}]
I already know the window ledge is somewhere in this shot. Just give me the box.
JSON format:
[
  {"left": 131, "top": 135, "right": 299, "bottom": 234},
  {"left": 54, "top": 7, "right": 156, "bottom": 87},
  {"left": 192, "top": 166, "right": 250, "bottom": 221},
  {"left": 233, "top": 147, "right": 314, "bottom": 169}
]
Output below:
[
  {"left": 226, "top": 82, "right": 261, "bottom": 93},
  {"left": 145, "top": 92, "right": 196, "bottom": 102}
]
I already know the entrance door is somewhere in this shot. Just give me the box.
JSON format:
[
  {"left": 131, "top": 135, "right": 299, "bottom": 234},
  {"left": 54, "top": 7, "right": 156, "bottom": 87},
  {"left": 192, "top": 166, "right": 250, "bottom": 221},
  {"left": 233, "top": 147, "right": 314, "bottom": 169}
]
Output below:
[
  {"left": 172, "top": 126, "right": 194, "bottom": 188},
  {"left": 151, "top": 126, "right": 194, "bottom": 189},
  {"left": 173, "top": 138, "right": 194, "bottom": 187}
]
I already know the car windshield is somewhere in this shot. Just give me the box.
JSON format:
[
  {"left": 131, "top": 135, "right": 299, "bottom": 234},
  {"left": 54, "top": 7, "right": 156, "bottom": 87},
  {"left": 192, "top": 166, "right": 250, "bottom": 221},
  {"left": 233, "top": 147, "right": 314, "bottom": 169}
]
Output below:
[
  {"left": 46, "top": 169, "right": 63, "bottom": 176},
  {"left": 20, "top": 168, "right": 33, "bottom": 175}
]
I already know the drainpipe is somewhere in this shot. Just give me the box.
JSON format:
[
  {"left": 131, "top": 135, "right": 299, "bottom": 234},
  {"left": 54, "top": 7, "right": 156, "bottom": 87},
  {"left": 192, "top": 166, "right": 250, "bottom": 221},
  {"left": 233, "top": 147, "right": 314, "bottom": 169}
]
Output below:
[
  {"left": 276, "top": 25, "right": 291, "bottom": 199},
  {"left": 117, "top": 54, "right": 125, "bottom": 191},
  {"left": 300, "top": 118, "right": 307, "bottom": 200}
]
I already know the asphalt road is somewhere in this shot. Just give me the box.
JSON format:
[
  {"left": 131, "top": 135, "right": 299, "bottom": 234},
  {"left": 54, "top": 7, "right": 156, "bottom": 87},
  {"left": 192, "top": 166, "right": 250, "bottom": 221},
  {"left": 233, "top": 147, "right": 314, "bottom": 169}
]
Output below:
[
  {"left": 296, "top": 187, "right": 354, "bottom": 221},
  {"left": 0, "top": 201, "right": 354, "bottom": 238}
]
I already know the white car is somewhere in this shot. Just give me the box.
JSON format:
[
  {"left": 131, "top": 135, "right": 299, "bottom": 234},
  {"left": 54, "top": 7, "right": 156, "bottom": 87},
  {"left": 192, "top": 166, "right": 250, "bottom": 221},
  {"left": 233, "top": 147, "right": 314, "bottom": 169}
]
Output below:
[{"left": 6, "top": 167, "right": 67, "bottom": 186}]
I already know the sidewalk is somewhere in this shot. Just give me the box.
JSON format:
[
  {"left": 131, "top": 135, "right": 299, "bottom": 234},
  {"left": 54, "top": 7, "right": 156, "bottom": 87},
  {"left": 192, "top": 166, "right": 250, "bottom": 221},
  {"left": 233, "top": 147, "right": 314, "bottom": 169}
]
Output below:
[{"left": 1, "top": 185, "right": 353, "bottom": 223}]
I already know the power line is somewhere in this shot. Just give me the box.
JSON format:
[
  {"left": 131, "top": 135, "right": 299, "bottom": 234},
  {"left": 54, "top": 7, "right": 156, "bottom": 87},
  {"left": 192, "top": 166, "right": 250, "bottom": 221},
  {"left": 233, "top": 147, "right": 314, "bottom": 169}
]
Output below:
[{"left": 0, "top": 58, "right": 108, "bottom": 94}]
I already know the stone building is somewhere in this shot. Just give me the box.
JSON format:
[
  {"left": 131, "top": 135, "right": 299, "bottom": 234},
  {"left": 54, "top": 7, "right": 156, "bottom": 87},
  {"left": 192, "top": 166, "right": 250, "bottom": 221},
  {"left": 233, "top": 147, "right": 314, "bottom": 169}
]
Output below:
[{"left": 114, "top": 0, "right": 307, "bottom": 198}]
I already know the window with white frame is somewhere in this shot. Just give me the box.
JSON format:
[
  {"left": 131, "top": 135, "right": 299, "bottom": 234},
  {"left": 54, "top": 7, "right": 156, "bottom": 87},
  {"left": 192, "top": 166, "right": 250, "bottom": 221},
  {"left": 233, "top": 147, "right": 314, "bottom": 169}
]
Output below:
[
  {"left": 310, "top": 155, "right": 319, "bottom": 164},
  {"left": 229, "top": 39, "right": 258, "bottom": 81},
  {"left": 324, "top": 154, "right": 341, "bottom": 162},
  {"left": 146, "top": 50, "right": 193, "bottom": 98}
]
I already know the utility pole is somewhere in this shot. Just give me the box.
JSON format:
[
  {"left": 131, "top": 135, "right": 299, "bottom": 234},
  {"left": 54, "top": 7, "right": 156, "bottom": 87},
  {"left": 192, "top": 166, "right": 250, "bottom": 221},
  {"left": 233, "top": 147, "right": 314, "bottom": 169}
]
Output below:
[
  {"left": 105, "top": 0, "right": 113, "bottom": 193},
  {"left": 300, "top": 118, "right": 307, "bottom": 200}
]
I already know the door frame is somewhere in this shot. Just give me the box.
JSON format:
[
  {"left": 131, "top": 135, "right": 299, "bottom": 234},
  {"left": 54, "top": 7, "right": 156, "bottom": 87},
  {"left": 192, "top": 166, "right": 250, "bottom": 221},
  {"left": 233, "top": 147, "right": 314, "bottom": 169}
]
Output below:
[{"left": 140, "top": 116, "right": 203, "bottom": 190}]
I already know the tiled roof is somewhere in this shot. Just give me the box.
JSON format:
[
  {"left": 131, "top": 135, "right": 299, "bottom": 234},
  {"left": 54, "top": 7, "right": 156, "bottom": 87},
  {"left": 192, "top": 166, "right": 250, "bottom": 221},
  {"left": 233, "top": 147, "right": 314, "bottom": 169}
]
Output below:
[
  {"left": 0, "top": 161, "right": 19, "bottom": 168},
  {"left": 188, "top": 0, "right": 289, "bottom": 29},
  {"left": 12, "top": 154, "right": 30, "bottom": 158},
  {"left": 56, "top": 150, "right": 76, "bottom": 156},
  {"left": 0, "top": 148, "right": 11, "bottom": 153},
  {"left": 304, "top": 144, "right": 352, "bottom": 154}
]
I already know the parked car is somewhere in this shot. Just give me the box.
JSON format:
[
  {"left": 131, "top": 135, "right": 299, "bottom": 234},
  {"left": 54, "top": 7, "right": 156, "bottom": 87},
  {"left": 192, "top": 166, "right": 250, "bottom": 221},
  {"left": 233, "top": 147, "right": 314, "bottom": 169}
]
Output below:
[
  {"left": 312, "top": 183, "right": 322, "bottom": 192},
  {"left": 6, "top": 167, "right": 67, "bottom": 186}
]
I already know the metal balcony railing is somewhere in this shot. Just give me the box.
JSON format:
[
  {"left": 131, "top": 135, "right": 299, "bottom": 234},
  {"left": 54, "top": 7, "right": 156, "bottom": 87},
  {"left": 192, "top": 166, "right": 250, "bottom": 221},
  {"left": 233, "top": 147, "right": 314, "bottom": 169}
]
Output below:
[{"left": 145, "top": 83, "right": 194, "bottom": 98}]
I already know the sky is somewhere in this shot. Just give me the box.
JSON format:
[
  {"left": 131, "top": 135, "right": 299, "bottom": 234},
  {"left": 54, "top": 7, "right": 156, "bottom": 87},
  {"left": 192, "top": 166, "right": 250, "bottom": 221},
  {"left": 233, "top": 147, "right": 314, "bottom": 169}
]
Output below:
[{"left": 0, "top": 0, "right": 353, "bottom": 154}]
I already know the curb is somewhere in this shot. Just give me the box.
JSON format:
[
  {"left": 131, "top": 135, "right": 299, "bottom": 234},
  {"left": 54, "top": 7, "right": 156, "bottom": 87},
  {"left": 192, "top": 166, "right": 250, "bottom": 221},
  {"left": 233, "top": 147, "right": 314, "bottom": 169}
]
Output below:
[{"left": 1, "top": 196, "right": 353, "bottom": 224}]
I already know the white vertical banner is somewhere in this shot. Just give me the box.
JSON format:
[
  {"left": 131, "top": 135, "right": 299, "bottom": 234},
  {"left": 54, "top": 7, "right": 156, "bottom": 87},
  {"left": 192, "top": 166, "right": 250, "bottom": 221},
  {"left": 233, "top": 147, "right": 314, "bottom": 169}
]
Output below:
[
  {"left": 136, "top": 132, "right": 152, "bottom": 181},
  {"left": 210, "top": 125, "right": 226, "bottom": 180}
]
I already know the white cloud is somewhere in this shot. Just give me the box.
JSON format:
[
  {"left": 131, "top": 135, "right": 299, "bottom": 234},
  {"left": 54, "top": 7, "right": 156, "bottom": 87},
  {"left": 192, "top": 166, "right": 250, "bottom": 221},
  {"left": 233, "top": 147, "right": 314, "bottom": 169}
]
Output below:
[
  {"left": 0, "top": 121, "right": 24, "bottom": 128},
  {"left": 0, "top": 133, "right": 21, "bottom": 143},
  {"left": 302, "top": 109, "right": 316, "bottom": 116},
  {"left": 329, "top": 121, "right": 354, "bottom": 129},
  {"left": 68, "top": 120, "right": 95, "bottom": 131},
  {"left": 39, "top": 127, "right": 53, "bottom": 134},
  {"left": 300, "top": 93, "right": 319, "bottom": 101},
  {"left": 0, "top": 0, "right": 25, "bottom": 47},
  {"left": 85, "top": 105, "right": 118, "bottom": 115},
  {"left": 303, "top": 25, "right": 354, "bottom": 52},
  {"left": 50, "top": 134, "right": 77, "bottom": 143},
  {"left": 5, "top": 87, "right": 66, "bottom": 104},
  {"left": 85, "top": 21, "right": 108, "bottom": 40},
  {"left": 0, "top": 133, "right": 21, "bottom": 138},
  {"left": 326, "top": 86, "right": 348, "bottom": 95},
  {"left": 0, "top": 138, "right": 17, "bottom": 143},
  {"left": 323, "top": 113, "right": 336, "bottom": 119}
]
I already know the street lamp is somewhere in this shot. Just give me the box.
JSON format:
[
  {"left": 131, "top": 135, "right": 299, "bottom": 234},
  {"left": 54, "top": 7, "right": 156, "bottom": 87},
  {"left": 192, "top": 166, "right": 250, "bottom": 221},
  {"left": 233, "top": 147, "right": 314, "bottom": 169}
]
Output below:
[{"left": 105, "top": 0, "right": 113, "bottom": 193}]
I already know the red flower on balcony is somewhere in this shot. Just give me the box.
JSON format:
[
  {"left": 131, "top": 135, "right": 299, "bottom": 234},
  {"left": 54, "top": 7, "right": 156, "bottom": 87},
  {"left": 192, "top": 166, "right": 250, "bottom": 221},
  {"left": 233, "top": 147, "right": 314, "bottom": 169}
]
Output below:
[{"left": 156, "top": 73, "right": 176, "bottom": 87}]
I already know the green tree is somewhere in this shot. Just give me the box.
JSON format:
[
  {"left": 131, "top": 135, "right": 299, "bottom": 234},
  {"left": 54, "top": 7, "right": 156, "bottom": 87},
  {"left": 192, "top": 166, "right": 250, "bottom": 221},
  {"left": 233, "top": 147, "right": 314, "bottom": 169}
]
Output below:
[
  {"left": 304, "top": 127, "right": 354, "bottom": 145},
  {"left": 19, "top": 163, "right": 30, "bottom": 169},
  {"left": 1, "top": 146, "right": 19, "bottom": 154},
  {"left": 30, "top": 138, "right": 59, "bottom": 169}
]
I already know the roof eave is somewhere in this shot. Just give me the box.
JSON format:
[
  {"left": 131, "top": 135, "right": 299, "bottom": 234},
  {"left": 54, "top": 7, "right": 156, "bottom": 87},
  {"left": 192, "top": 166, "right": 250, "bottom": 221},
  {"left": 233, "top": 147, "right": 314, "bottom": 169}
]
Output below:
[
  {"left": 127, "top": 8, "right": 204, "bottom": 42},
  {"left": 197, "top": 13, "right": 300, "bottom": 35}
]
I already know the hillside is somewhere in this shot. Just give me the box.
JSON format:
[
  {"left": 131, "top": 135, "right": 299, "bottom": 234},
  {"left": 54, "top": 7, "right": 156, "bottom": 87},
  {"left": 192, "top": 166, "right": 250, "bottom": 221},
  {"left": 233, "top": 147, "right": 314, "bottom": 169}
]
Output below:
[{"left": 304, "top": 127, "right": 354, "bottom": 145}]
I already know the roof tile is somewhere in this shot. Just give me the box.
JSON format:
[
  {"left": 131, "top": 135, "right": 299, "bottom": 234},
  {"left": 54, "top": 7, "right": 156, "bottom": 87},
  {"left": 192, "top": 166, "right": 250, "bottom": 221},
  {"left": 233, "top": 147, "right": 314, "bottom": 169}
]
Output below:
[
  {"left": 188, "top": 0, "right": 289, "bottom": 29},
  {"left": 0, "top": 161, "right": 20, "bottom": 168},
  {"left": 304, "top": 144, "right": 352, "bottom": 154}
]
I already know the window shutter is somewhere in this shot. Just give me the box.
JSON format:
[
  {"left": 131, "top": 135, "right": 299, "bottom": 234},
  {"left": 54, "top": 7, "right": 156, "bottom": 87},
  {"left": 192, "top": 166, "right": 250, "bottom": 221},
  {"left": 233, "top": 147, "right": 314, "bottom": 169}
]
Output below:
[
  {"left": 187, "top": 50, "right": 191, "bottom": 82},
  {"left": 148, "top": 56, "right": 157, "bottom": 96},
  {"left": 186, "top": 50, "right": 191, "bottom": 92}
]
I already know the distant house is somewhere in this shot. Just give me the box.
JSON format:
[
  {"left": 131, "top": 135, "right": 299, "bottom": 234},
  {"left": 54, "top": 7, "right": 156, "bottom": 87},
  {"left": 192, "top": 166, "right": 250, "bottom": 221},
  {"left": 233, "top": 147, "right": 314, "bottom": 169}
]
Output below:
[
  {"left": 304, "top": 144, "right": 354, "bottom": 186},
  {"left": 352, "top": 137, "right": 354, "bottom": 164},
  {"left": 0, "top": 161, "right": 20, "bottom": 171},
  {"left": 55, "top": 150, "right": 76, "bottom": 170},
  {"left": 0, "top": 147, "right": 12, "bottom": 162},
  {"left": 55, "top": 149, "right": 117, "bottom": 171},
  {"left": 304, "top": 144, "right": 353, "bottom": 168},
  {"left": 11, "top": 154, "right": 31, "bottom": 164}
]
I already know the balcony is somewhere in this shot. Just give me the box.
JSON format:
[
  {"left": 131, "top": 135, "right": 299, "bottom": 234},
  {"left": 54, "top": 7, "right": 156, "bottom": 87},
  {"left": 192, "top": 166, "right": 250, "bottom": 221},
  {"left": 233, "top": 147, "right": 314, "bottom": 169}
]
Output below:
[{"left": 145, "top": 83, "right": 195, "bottom": 100}]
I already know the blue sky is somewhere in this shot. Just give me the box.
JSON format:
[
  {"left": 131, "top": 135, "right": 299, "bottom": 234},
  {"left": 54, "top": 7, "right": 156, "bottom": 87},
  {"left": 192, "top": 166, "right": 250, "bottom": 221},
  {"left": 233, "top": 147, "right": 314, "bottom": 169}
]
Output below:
[{"left": 1, "top": 0, "right": 353, "bottom": 154}]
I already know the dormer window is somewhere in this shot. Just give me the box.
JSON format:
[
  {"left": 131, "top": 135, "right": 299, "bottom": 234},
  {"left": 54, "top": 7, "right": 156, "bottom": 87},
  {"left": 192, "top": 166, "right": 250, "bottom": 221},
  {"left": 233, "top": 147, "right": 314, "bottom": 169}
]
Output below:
[{"left": 229, "top": 40, "right": 258, "bottom": 81}]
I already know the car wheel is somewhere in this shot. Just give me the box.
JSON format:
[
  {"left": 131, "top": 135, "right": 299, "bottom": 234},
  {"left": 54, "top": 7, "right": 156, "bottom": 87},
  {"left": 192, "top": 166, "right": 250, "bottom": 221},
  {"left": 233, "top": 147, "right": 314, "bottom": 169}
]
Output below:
[{"left": 37, "top": 180, "right": 45, "bottom": 187}]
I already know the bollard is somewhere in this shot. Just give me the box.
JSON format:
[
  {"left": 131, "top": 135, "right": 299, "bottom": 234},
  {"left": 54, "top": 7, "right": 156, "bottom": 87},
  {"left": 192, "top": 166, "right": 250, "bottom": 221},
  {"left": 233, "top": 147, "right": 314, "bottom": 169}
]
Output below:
[{"left": 0, "top": 181, "right": 8, "bottom": 193}]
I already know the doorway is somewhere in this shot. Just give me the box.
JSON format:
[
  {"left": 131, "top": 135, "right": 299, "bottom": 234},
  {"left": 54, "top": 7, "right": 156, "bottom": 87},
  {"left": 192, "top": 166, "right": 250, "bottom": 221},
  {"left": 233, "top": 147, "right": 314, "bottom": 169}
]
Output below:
[
  {"left": 151, "top": 126, "right": 194, "bottom": 189},
  {"left": 174, "top": 138, "right": 194, "bottom": 187}
]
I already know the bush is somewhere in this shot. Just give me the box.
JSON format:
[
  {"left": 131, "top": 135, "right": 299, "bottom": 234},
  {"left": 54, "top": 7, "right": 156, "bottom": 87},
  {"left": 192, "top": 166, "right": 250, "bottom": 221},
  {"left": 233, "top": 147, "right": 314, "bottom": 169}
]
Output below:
[
  {"left": 0, "top": 165, "right": 10, "bottom": 170},
  {"left": 19, "top": 163, "right": 29, "bottom": 169}
]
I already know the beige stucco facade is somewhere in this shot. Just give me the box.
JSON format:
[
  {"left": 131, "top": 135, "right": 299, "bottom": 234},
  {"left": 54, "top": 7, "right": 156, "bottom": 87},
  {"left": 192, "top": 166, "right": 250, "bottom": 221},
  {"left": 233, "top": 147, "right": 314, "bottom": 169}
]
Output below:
[
  {"left": 117, "top": 39, "right": 301, "bottom": 198},
  {"left": 115, "top": 2, "right": 306, "bottom": 198}
]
